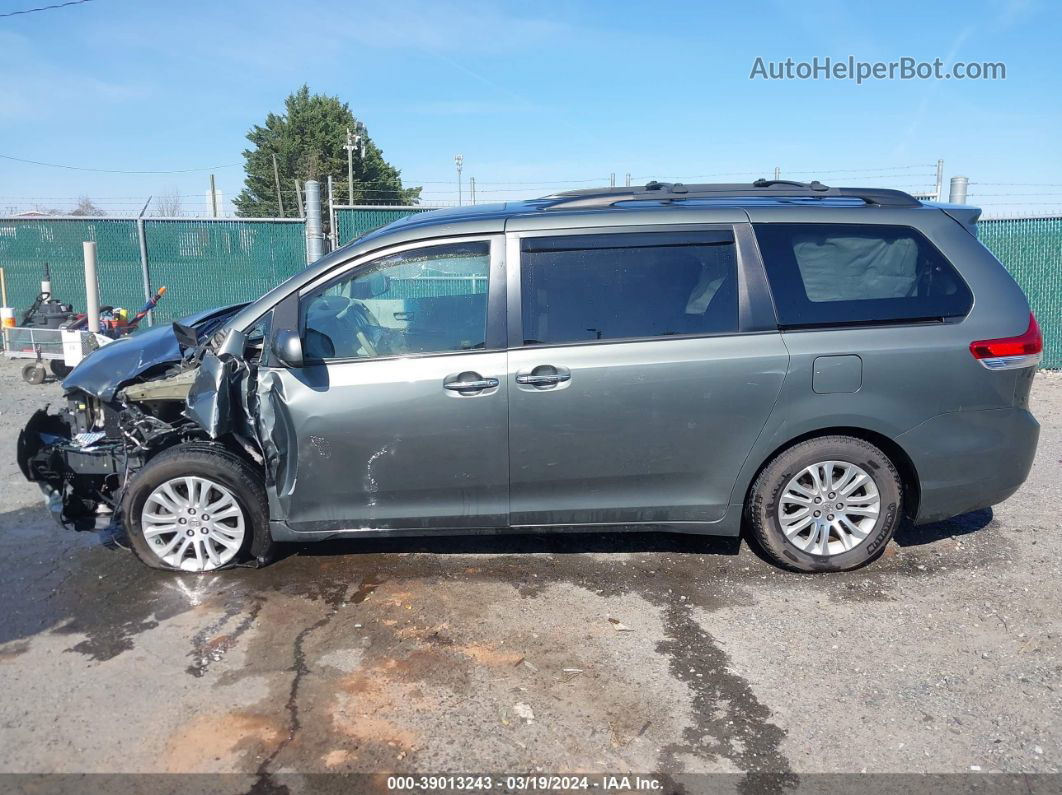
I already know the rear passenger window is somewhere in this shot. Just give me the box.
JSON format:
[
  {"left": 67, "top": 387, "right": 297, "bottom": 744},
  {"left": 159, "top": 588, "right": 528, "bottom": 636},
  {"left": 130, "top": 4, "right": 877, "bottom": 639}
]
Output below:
[
  {"left": 754, "top": 223, "right": 972, "bottom": 327},
  {"left": 520, "top": 231, "right": 738, "bottom": 346}
]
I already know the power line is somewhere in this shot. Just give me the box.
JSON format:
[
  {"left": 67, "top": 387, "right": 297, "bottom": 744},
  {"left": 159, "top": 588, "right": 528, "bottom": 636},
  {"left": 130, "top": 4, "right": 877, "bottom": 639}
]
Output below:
[
  {"left": 968, "top": 192, "right": 1062, "bottom": 197},
  {"left": 0, "top": 153, "right": 242, "bottom": 174},
  {"left": 0, "top": 0, "right": 93, "bottom": 18}
]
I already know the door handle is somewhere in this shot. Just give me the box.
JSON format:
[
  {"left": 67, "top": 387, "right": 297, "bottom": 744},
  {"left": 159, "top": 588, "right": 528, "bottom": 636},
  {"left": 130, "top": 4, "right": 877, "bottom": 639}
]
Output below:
[
  {"left": 444, "top": 377, "right": 499, "bottom": 391},
  {"left": 515, "top": 372, "right": 571, "bottom": 386}
]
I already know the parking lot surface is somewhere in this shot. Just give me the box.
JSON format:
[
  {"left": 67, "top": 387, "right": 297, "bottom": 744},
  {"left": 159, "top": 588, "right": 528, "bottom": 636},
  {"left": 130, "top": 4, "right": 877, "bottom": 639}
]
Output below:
[{"left": 0, "top": 358, "right": 1059, "bottom": 789}]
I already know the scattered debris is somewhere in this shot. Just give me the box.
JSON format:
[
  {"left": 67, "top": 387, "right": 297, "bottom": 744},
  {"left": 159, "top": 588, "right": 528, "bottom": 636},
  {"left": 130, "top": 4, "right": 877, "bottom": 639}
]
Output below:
[
  {"left": 608, "top": 617, "right": 633, "bottom": 631},
  {"left": 513, "top": 703, "right": 535, "bottom": 723}
]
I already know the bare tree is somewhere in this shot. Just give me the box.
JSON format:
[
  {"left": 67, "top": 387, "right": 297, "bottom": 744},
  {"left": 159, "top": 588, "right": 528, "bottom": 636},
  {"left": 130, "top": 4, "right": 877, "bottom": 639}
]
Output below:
[
  {"left": 154, "top": 190, "right": 183, "bottom": 217},
  {"left": 69, "top": 196, "right": 106, "bottom": 217}
]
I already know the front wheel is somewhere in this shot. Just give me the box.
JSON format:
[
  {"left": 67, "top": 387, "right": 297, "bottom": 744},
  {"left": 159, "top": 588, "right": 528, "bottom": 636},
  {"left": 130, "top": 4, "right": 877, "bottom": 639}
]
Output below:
[
  {"left": 122, "top": 443, "right": 274, "bottom": 572},
  {"left": 746, "top": 435, "right": 903, "bottom": 572}
]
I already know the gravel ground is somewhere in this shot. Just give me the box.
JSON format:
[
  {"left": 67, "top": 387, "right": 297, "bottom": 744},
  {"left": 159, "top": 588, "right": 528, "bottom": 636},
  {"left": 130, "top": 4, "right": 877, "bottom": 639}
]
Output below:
[{"left": 0, "top": 358, "right": 1058, "bottom": 791}]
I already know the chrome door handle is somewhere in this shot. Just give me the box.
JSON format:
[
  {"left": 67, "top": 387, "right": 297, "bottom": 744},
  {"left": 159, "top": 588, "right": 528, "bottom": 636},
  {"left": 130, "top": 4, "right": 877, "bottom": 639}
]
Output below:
[
  {"left": 444, "top": 378, "right": 498, "bottom": 391},
  {"left": 515, "top": 372, "right": 571, "bottom": 386}
]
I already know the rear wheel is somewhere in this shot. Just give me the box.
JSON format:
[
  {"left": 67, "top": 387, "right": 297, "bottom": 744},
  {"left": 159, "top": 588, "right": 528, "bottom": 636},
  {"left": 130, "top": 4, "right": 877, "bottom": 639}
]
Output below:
[
  {"left": 746, "top": 435, "right": 902, "bottom": 572},
  {"left": 123, "top": 443, "right": 274, "bottom": 571}
]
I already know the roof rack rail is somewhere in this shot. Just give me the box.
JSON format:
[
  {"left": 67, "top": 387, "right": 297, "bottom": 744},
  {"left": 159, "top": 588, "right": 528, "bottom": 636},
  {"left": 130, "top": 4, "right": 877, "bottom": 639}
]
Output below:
[{"left": 540, "top": 180, "right": 921, "bottom": 210}]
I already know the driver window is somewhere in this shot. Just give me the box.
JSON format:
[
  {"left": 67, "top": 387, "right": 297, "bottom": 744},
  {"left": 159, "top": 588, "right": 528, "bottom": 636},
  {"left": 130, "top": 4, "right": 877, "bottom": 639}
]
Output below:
[{"left": 302, "top": 241, "right": 491, "bottom": 360}]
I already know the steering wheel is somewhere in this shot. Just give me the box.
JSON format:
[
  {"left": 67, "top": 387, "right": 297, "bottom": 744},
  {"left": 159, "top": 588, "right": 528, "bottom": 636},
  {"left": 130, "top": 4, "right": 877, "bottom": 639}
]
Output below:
[{"left": 336, "top": 301, "right": 381, "bottom": 357}]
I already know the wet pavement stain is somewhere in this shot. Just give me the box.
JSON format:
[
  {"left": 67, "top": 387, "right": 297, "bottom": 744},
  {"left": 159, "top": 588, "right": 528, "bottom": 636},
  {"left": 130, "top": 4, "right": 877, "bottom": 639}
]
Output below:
[
  {"left": 656, "top": 600, "right": 797, "bottom": 793},
  {"left": 249, "top": 572, "right": 364, "bottom": 794},
  {"left": 186, "top": 596, "right": 264, "bottom": 677},
  {"left": 0, "top": 505, "right": 1022, "bottom": 782}
]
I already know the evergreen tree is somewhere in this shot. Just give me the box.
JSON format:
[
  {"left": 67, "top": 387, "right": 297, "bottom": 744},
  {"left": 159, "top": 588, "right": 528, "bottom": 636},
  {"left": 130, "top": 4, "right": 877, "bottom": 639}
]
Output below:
[{"left": 234, "top": 85, "right": 420, "bottom": 217}]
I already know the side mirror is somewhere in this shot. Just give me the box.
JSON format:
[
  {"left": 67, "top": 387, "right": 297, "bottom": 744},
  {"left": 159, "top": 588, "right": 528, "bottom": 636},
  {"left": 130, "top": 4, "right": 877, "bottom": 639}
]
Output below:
[{"left": 271, "top": 329, "right": 304, "bottom": 368}]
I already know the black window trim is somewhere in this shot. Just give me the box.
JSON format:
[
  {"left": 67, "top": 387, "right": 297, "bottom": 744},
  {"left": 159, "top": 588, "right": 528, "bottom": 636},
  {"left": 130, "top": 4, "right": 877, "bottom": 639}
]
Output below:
[
  {"left": 751, "top": 221, "right": 974, "bottom": 331},
  {"left": 508, "top": 224, "right": 775, "bottom": 351}
]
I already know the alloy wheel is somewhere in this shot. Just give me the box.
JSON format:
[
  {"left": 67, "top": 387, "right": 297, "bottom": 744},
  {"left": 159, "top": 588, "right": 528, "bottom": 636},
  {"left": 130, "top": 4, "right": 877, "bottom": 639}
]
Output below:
[
  {"left": 776, "top": 460, "right": 881, "bottom": 556},
  {"left": 141, "top": 476, "right": 246, "bottom": 572}
]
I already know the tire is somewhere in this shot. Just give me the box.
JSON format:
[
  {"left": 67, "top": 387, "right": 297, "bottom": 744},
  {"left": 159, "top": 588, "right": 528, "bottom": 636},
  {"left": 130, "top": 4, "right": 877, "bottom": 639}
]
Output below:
[
  {"left": 49, "top": 360, "right": 73, "bottom": 379},
  {"left": 746, "top": 435, "right": 902, "bottom": 573},
  {"left": 122, "top": 442, "right": 275, "bottom": 572},
  {"left": 22, "top": 363, "right": 46, "bottom": 385}
]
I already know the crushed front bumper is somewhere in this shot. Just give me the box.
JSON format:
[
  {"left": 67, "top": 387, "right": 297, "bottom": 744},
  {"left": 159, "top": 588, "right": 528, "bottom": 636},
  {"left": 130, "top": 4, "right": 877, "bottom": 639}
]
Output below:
[{"left": 17, "top": 407, "right": 127, "bottom": 531}]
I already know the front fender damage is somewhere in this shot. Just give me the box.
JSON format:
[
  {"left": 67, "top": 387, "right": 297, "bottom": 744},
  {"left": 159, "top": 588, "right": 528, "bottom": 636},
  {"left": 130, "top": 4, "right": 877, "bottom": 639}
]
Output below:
[
  {"left": 186, "top": 349, "right": 266, "bottom": 464},
  {"left": 17, "top": 338, "right": 275, "bottom": 537}
]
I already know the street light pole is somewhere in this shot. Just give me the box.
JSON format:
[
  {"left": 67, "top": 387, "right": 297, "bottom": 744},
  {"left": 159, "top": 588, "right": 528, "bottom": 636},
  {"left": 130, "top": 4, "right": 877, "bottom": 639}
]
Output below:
[{"left": 455, "top": 153, "right": 464, "bottom": 206}]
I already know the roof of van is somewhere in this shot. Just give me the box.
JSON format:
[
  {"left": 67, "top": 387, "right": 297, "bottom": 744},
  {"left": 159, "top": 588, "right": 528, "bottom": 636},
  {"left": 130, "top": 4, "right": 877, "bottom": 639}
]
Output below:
[{"left": 356, "top": 181, "right": 982, "bottom": 247}]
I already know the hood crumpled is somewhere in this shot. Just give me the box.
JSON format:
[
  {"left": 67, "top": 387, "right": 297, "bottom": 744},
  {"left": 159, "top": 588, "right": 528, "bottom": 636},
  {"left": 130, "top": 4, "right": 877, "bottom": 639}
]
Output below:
[{"left": 61, "top": 304, "right": 245, "bottom": 402}]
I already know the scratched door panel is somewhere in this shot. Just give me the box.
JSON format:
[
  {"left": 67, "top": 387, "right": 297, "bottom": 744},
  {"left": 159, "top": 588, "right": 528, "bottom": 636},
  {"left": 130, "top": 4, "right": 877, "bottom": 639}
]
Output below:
[{"left": 269, "top": 351, "right": 509, "bottom": 532}]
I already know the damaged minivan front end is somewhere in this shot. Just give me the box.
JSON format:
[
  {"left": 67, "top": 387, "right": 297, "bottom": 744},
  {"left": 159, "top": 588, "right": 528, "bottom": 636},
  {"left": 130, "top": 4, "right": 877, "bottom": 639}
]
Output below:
[{"left": 16, "top": 305, "right": 249, "bottom": 532}]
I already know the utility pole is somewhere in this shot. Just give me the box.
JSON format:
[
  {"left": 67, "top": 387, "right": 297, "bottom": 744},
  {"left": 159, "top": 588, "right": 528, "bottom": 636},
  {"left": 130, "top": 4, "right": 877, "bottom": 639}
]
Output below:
[
  {"left": 344, "top": 123, "right": 365, "bottom": 205},
  {"left": 773, "top": 166, "right": 781, "bottom": 180},
  {"left": 345, "top": 127, "right": 356, "bottom": 205},
  {"left": 272, "top": 154, "right": 286, "bottom": 217},
  {"left": 469, "top": 176, "right": 476, "bottom": 205},
  {"left": 610, "top": 172, "right": 615, "bottom": 188},
  {"left": 455, "top": 154, "right": 464, "bottom": 206},
  {"left": 294, "top": 180, "right": 305, "bottom": 218},
  {"left": 625, "top": 173, "right": 631, "bottom": 187},
  {"left": 935, "top": 159, "right": 944, "bottom": 201},
  {"left": 209, "top": 174, "right": 218, "bottom": 218}
]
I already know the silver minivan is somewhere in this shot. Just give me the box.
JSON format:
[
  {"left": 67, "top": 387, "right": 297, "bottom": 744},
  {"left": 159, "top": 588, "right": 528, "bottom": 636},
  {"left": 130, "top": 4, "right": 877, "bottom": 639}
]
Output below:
[{"left": 18, "top": 181, "right": 1042, "bottom": 573}]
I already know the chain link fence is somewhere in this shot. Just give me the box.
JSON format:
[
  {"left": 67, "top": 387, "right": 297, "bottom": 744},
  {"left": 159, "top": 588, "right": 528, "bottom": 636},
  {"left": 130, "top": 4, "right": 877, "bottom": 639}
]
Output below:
[
  {"left": 0, "top": 217, "right": 305, "bottom": 329},
  {"left": 978, "top": 216, "right": 1061, "bottom": 368},
  {"left": 142, "top": 219, "right": 305, "bottom": 325},
  {"left": 1, "top": 210, "right": 1059, "bottom": 368},
  {"left": 334, "top": 205, "right": 437, "bottom": 246}
]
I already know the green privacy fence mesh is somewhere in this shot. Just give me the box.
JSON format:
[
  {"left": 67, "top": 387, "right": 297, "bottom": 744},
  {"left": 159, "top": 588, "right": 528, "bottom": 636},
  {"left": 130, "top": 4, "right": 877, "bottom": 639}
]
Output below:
[
  {"left": 334, "top": 205, "right": 436, "bottom": 246},
  {"left": 1, "top": 211, "right": 1059, "bottom": 367},
  {"left": 978, "top": 216, "right": 1062, "bottom": 368},
  {"left": 0, "top": 217, "right": 141, "bottom": 327},
  {"left": 0, "top": 217, "right": 306, "bottom": 328},
  {"left": 142, "top": 219, "right": 305, "bottom": 325}
]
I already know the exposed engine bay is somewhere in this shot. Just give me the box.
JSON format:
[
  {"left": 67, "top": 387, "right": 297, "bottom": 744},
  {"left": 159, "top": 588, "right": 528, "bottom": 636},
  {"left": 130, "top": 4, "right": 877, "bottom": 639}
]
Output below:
[{"left": 16, "top": 305, "right": 262, "bottom": 532}]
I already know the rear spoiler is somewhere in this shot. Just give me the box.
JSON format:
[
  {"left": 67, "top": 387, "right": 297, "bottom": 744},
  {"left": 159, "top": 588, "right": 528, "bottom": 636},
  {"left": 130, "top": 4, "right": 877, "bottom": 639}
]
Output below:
[{"left": 941, "top": 206, "right": 982, "bottom": 235}]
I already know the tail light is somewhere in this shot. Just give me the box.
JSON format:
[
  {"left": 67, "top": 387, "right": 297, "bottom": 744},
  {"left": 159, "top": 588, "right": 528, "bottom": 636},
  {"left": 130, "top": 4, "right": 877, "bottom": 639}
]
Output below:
[{"left": 970, "top": 312, "right": 1042, "bottom": 370}]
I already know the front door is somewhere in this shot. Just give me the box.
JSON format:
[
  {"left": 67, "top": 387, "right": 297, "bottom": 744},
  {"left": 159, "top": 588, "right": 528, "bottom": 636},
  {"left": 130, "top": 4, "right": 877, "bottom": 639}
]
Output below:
[
  {"left": 506, "top": 228, "right": 789, "bottom": 527},
  {"left": 263, "top": 237, "right": 509, "bottom": 533}
]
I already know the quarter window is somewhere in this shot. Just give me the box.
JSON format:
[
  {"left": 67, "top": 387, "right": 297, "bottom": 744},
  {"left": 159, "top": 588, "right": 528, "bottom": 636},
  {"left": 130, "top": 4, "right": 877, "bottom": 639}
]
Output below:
[
  {"left": 753, "top": 223, "right": 972, "bottom": 327},
  {"left": 301, "top": 241, "right": 490, "bottom": 360},
  {"left": 520, "top": 232, "right": 739, "bottom": 346}
]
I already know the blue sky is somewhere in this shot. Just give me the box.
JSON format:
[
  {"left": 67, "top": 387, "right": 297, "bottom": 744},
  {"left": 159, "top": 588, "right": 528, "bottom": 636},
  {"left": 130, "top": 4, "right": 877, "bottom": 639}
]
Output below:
[{"left": 0, "top": 0, "right": 1058, "bottom": 216}]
